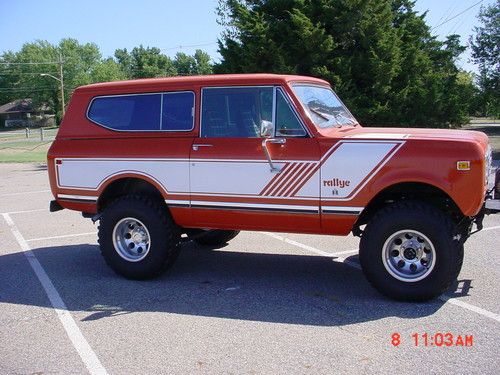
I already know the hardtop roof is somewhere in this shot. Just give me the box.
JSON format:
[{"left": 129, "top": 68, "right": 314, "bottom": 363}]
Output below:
[{"left": 76, "top": 73, "right": 329, "bottom": 93}]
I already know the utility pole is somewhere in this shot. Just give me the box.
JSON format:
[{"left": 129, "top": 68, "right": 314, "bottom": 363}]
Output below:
[
  {"left": 58, "top": 52, "right": 65, "bottom": 117},
  {"left": 42, "top": 54, "right": 65, "bottom": 123}
]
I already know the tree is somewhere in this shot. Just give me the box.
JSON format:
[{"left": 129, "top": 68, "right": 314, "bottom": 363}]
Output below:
[
  {"left": 470, "top": 0, "right": 499, "bottom": 117},
  {"left": 115, "top": 47, "right": 213, "bottom": 78},
  {"left": 216, "top": 0, "right": 472, "bottom": 127},
  {"left": 1, "top": 39, "right": 216, "bottom": 124},
  {"left": 0, "top": 39, "right": 109, "bottom": 122},
  {"left": 115, "top": 46, "right": 177, "bottom": 78}
]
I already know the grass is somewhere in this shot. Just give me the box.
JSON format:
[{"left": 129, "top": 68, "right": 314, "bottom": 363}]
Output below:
[
  {"left": 0, "top": 140, "right": 51, "bottom": 163},
  {"left": 463, "top": 124, "right": 500, "bottom": 160},
  {"left": 0, "top": 127, "right": 57, "bottom": 163}
]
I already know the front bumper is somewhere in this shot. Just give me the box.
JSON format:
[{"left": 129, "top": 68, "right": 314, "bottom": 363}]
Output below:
[{"left": 485, "top": 167, "right": 500, "bottom": 213}]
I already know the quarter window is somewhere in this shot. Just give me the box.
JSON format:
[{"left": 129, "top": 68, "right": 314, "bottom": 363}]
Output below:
[
  {"left": 87, "top": 91, "right": 194, "bottom": 132},
  {"left": 162, "top": 92, "right": 194, "bottom": 131},
  {"left": 276, "top": 89, "right": 306, "bottom": 137}
]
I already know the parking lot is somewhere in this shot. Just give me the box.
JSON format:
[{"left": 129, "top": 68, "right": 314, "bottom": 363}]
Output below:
[{"left": 0, "top": 162, "right": 499, "bottom": 374}]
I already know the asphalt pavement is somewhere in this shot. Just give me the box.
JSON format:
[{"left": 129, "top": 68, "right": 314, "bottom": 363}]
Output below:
[{"left": 0, "top": 163, "right": 499, "bottom": 374}]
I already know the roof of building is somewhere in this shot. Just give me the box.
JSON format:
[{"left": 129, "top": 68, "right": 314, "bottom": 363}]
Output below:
[{"left": 0, "top": 99, "right": 51, "bottom": 114}]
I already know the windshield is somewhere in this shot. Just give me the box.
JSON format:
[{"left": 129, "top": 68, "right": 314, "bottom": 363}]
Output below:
[{"left": 292, "top": 84, "right": 358, "bottom": 128}]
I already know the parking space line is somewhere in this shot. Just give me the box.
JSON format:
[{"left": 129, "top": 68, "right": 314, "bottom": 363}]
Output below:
[
  {"left": 264, "top": 232, "right": 500, "bottom": 323},
  {"left": 439, "top": 295, "right": 500, "bottom": 323},
  {"left": 2, "top": 213, "right": 108, "bottom": 375},
  {"left": 26, "top": 232, "right": 97, "bottom": 242},
  {"left": 263, "top": 232, "right": 360, "bottom": 269},
  {"left": 481, "top": 225, "right": 500, "bottom": 232},
  {"left": 4, "top": 208, "right": 47, "bottom": 215},
  {"left": 0, "top": 189, "right": 51, "bottom": 197}
]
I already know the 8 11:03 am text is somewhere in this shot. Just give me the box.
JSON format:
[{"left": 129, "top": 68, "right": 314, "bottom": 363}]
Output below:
[{"left": 391, "top": 332, "right": 474, "bottom": 347}]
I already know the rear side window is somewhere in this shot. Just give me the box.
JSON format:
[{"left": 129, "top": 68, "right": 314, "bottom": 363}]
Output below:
[
  {"left": 162, "top": 92, "right": 194, "bottom": 131},
  {"left": 87, "top": 91, "right": 194, "bottom": 132}
]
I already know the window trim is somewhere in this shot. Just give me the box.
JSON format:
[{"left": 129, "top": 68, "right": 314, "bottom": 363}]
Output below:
[
  {"left": 274, "top": 87, "right": 310, "bottom": 138},
  {"left": 86, "top": 90, "right": 196, "bottom": 132},
  {"left": 199, "top": 85, "right": 310, "bottom": 139}
]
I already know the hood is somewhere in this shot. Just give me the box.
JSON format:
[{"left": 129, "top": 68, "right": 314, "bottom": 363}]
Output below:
[{"left": 319, "top": 126, "right": 490, "bottom": 153}]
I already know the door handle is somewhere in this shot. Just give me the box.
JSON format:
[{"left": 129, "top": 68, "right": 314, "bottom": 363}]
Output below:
[
  {"left": 192, "top": 144, "right": 213, "bottom": 151},
  {"left": 262, "top": 138, "right": 286, "bottom": 173}
]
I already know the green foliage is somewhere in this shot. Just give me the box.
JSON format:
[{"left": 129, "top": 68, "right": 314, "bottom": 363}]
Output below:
[
  {"left": 216, "top": 0, "right": 474, "bottom": 127},
  {"left": 470, "top": 0, "right": 499, "bottom": 117},
  {"left": 1, "top": 40, "right": 214, "bottom": 124},
  {"left": 114, "top": 47, "right": 213, "bottom": 78}
]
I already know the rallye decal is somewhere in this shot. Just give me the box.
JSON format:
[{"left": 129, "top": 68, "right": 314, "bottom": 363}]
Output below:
[{"left": 55, "top": 140, "right": 405, "bottom": 212}]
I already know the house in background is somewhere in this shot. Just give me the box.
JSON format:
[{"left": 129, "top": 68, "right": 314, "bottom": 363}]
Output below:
[{"left": 0, "top": 99, "right": 54, "bottom": 128}]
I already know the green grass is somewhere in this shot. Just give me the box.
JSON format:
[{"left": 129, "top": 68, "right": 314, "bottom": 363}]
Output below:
[{"left": 0, "top": 140, "right": 51, "bottom": 163}]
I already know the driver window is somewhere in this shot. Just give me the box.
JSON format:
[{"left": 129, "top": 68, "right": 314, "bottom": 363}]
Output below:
[
  {"left": 276, "top": 89, "right": 307, "bottom": 137},
  {"left": 201, "top": 87, "right": 273, "bottom": 138}
]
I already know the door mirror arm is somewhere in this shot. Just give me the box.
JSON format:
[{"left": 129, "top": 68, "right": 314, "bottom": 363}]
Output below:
[{"left": 262, "top": 138, "right": 286, "bottom": 173}]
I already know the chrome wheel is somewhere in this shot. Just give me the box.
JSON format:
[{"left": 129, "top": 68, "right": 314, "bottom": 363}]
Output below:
[
  {"left": 112, "top": 217, "right": 151, "bottom": 262},
  {"left": 382, "top": 229, "right": 436, "bottom": 282}
]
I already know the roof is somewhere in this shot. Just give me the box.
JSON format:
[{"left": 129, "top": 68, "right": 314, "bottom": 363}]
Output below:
[
  {"left": 0, "top": 99, "right": 51, "bottom": 114},
  {"left": 77, "top": 73, "right": 329, "bottom": 93}
]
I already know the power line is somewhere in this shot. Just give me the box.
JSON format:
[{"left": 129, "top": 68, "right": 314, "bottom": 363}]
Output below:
[
  {"left": 0, "top": 61, "right": 59, "bottom": 65},
  {"left": 160, "top": 41, "right": 217, "bottom": 52},
  {"left": 0, "top": 71, "right": 59, "bottom": 75},
  {"left": 431, "top": 0, "right": 485, "bottom": 30}
]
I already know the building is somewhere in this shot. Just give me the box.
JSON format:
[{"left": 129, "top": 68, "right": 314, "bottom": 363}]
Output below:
[{"left": 0, "top": 99, "right": 54, "bottom": 128}]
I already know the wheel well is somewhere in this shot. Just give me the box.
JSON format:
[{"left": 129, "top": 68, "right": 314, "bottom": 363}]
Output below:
[
  {"left": 98, "top": 178, "right": 164, "bottom": 212},
  {"left": 355, "top": 182, "right": 464, "bottom": 229}
]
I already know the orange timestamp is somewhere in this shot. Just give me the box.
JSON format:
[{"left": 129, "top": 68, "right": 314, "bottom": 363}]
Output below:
[{"left": 391, "top": 332, "right": 474, "bottom": 347}]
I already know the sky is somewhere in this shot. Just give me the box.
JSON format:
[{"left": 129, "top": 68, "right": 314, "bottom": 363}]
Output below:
[{"left": 0, "top": 0, "right": 495, "bottom": 73}]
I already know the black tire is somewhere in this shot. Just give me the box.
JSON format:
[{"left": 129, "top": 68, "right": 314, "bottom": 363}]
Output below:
[
  {"left": 98, "top": 195, "right": 180, "bottom": 279},
  {"left": 194, "top": 230, "right": 240, "bottom": 246},
  {"left": 359, "top": 200, "right": 463, "bottom": 302}
]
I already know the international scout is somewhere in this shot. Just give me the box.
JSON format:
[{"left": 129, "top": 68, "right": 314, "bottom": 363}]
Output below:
[{"left": 47, "top": 74, "right": 500, "bottom": 301}]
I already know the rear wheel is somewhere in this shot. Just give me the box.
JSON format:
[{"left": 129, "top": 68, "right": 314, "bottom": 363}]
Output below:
[
  {"left": 359, "top": 201, "right": 463, "bottom": 301},
  {"left": 194, "top": 230, "right": 240, "bottom": 246},
  {"left": 98, "top": 195, "right": 180, "bottom": 279}
]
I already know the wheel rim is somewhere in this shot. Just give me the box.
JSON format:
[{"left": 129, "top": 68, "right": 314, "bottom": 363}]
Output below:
[
  {"left": 112, "top": 217, "right": 151, "bottom": 262},
  {"left": 382, "top": 229, "right": 436, "bottom": 282}
]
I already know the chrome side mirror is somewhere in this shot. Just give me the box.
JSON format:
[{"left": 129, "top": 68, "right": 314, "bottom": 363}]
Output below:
[{"left": 260, "top": 120, "right": 274, "bottom": 138}]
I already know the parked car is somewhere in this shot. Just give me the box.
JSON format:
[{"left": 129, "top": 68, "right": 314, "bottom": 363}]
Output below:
[{"left": 48, "top": 74, "right": 500, "bottom": 301}]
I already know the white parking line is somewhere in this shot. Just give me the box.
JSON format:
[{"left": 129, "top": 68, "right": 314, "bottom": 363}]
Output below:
[
  {"left": 5, "top": 208, "right": 47, "bottom": 215},
  {"left": 27, "top": 232, "right": 98, "bottom": 242},
  {"left": 264, "top": 232, "right": 499, "bottom": 323},
  {"left": 0, "top": 189, "right": 50, "bottom": 197},
  {"left": 1, "top": 213, "right": 108, "bottom": 375},
  {"left": 264, "top": 232, "right": 361, "bottom": 269},
  {"left": 481, "top": 225, "right": 500, "bottom": 232},
  {"left": 439, "top": 295, "right": 500, "bottom": 323}
]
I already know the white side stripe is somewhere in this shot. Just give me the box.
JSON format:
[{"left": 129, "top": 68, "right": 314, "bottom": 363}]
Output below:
[{"left": 58, "top": 194, "right": 98, "bottom": 201}]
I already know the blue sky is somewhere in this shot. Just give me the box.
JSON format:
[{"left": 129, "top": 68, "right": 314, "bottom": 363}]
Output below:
[{"left": 0, "top": 0, "right": 494, "bottom": 72}]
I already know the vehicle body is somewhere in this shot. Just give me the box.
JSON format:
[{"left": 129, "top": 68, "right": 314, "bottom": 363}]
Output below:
[{"left": 48, "top": 74, "right": 500, "bottom": 301}]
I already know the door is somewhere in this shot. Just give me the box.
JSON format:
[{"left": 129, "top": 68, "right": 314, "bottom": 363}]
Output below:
[{"left": 189, "top": 86, "right": 321, "bottom": 233}]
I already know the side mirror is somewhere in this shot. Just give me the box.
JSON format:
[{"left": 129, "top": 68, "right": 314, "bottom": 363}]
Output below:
[{"left": 260, "top": 120, "right": 274, "bottom": 138}]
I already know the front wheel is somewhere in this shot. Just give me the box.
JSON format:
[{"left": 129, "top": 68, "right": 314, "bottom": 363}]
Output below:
[{"left": 359, "top": 201, "right": 463, "bottom": 302}]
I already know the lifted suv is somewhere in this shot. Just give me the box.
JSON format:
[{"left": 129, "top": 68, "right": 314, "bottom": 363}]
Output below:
[{"left": 48, "top": 74, "right": 500, "bottom": 301}]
